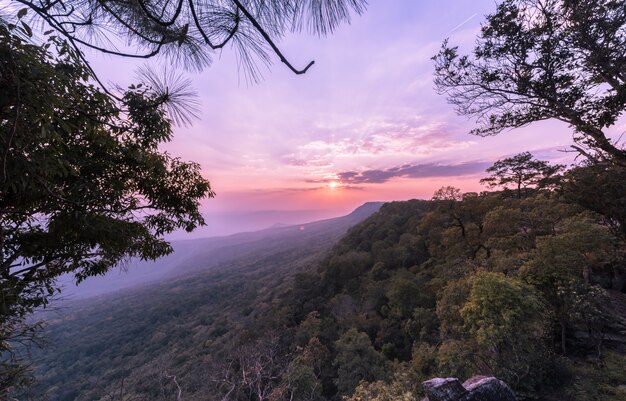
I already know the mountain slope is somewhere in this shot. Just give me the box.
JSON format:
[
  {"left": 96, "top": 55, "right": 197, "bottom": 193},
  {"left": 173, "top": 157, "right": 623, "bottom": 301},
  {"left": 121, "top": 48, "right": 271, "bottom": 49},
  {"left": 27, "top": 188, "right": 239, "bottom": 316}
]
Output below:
[
  {"left": 60, "top": 202, "right": 384, "bottom": 299},
  {"left": 27, "top": 203, "right": 383, "bottom": 401},
  {"left": 29, "top": 195, "right": 626, "bottom": 401}
]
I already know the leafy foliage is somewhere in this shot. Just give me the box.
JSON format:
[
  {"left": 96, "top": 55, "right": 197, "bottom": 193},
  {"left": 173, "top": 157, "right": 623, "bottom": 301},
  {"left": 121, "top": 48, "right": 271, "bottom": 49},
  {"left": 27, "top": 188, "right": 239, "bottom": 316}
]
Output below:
[
  {"left": 0, "top": 22, "right": 212, "bottom": 389},
  {"left": 459, "top": 272, "right": 548, "bottom": 391},
  {"left": 11, "top": 159, "right": 626, "bottom": 401},
  {"left": 433, "top": 0, "right": 626, "bottom": 164},
  {"left": 333, "top": 328, "right": 388, "bottom": 396},
  {"left": 561, "top": 162, "right": 626, "bottom": 239}
]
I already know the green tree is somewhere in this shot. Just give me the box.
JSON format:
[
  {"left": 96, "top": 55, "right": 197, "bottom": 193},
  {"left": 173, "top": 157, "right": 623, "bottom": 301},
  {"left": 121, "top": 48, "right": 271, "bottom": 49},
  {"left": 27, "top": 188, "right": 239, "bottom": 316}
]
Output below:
[
  {"left": 323, "top": 251, "right": 372, "bottom": 293},
  {"left": 561, "top": 162, "right": 626, "bottom": 239},
  {"left": 433, "top": 0, "right": 626, "bottom": 164},
  {"left": 520, "top": 215, "right": 617, "bottom": 355},
  {"left": 385, "top": 275, "right": 423, "bottom": 319},
  {"left": 333, "top": 328, "right": 388, "bottom": 396},
  {"left": 0, "top": 23, "right": 211, "bottom": 389},
  {"left": 279, "top": 337, "right": 329, "bottom": 401},
  {"left": 431, "top": 186, "right": 462, "bottom": 202},
  {"left": 481, "top": 194, "right": 580, "bottom": 273},
  {"left": 461, "top": 272, "right": 544, "bottom": 352},
  {"left": 459, "top": 272, "right": 549, "bottom": 390},
  {"left": 345, "top": 366, "right": 419, "bottom": 401},
  {"left": 480, "top": 152, "right": 563, "bottom": 198},
  {"left": 429, "top": 192, "right": 501, "bottom": 262}
]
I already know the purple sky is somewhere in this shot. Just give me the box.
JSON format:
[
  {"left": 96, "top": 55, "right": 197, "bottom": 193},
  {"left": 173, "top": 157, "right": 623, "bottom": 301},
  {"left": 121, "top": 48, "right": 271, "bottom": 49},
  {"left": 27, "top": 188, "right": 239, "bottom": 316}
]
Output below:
[{"left": 88, "top": 0, "right": 608, "bottom": 228}]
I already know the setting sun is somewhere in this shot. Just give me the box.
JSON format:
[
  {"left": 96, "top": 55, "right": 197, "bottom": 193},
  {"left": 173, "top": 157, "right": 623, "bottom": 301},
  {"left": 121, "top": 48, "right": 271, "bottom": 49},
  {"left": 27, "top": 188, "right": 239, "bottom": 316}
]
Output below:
[{"left": 328, "top": 181, "right": 339, "bottom": 189}]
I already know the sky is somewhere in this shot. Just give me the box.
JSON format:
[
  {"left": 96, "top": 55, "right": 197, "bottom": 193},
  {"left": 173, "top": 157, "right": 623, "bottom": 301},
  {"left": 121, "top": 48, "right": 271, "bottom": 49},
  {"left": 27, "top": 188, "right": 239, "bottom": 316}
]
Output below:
[{"left": 89, "top": 0, "right": 590, "bottom": 234}]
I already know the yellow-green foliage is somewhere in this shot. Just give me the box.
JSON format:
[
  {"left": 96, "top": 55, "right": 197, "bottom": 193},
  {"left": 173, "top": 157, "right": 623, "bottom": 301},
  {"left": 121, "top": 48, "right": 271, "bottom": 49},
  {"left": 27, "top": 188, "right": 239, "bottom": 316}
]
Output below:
[
  {"left": 345, "top": 367, "right": 420, "bottom": 401},
  {"left": 461, "top": 272, "right": 544, "bottom": 346}
]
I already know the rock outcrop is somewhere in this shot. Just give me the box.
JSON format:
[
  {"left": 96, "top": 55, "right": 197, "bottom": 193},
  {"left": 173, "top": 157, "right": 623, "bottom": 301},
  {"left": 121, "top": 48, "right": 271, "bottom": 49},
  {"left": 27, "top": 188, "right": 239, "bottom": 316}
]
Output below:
[{"left": 422, "top": 376, "right": 517, "bottom": 401}]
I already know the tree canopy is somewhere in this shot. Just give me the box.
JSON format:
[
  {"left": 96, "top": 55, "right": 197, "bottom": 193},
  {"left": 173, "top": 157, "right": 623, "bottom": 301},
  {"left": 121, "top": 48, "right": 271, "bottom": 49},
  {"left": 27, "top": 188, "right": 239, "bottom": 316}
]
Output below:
[
  {"left": 12, "top": 0, "right": 367, "bottom": 81},
  {"left": 433, "top": 0, "right": 626, "bottom": 165},
  {"left": 561, "top": 162, "right": 626, "bottom": 239},
  {"left": 480, "top": 152, "right": 563, "bottom": 198},
  {"left": 0, "top": 21, "right": 212, "bottom": 387}
]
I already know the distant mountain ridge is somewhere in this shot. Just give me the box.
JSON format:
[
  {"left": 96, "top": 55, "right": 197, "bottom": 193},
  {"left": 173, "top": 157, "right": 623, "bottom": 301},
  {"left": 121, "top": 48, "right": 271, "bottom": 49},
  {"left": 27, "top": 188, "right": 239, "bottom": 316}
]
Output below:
[
  {"left": 173, "top": 208, "right": 345, "bottom": 239},
  {"left": 59, "top": 202, "right": 384, "bottom": 299}
]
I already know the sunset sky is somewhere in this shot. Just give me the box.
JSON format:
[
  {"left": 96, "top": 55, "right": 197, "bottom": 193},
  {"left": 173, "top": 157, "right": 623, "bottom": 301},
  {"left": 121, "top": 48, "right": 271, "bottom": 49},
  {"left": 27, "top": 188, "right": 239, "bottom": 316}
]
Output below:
[{"left": 92, "top": 0, "right": 589, "bottom": 230}]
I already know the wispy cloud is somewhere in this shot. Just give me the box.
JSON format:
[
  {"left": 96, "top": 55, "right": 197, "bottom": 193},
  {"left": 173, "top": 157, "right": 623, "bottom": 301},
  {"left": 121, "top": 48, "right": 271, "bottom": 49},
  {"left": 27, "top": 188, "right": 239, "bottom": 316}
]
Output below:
[
  {"left": 336, "top": 161, "right": 491, "bottom": 184},
  {"left": 283, "top": 117, "right": 476, "bottom": 171}
]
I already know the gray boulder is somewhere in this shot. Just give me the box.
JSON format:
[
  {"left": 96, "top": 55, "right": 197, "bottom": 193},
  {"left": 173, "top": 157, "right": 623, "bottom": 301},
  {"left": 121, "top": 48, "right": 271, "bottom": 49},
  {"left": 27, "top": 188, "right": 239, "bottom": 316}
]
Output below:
[{"left": 422, "top": 376, "right": 517, "bottom": 401}]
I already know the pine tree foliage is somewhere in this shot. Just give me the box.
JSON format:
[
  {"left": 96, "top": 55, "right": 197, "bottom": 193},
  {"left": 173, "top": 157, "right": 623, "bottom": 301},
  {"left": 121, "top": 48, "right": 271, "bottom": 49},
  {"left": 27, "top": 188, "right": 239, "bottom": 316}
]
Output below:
[{"left": 10, "top": 0, "right": 367, "bottom": 81}]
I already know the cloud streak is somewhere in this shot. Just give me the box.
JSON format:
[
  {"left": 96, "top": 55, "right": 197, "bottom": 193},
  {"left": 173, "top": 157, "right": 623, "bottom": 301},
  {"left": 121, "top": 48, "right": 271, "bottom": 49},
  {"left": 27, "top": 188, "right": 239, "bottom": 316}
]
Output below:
[
  {"left": 337, "top": 161, "right": 491, "bottom": 184},
  {"left": 447, "top": 13, "right": 478, "bottom": 35}
]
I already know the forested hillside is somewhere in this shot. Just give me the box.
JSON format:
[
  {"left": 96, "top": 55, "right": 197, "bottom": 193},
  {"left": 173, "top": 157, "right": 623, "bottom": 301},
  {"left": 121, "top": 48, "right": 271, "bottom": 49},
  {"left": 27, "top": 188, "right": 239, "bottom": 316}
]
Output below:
[
  {"left": 21, "top": 163, "right": 626, "bottom": 401},
  {"left": 20, "top": 203, "right": 383, "bottom": 400},
  {"left": 288, "top": 191, "right": 626, "bottom": 401}
]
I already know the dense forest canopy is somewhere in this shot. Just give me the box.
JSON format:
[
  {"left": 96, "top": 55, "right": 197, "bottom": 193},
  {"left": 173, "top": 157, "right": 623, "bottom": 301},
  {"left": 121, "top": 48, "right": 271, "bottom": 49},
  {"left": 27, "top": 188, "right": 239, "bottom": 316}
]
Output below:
[{"left": 16, "top": 154, "right": 626, "bottom": 401}]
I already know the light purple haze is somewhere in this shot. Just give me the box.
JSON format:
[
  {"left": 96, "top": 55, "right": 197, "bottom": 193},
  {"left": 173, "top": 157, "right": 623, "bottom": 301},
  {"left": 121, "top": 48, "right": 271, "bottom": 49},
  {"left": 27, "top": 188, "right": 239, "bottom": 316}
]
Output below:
[{"left": 87, "top": 0, "right": 615, "bottom": 237}]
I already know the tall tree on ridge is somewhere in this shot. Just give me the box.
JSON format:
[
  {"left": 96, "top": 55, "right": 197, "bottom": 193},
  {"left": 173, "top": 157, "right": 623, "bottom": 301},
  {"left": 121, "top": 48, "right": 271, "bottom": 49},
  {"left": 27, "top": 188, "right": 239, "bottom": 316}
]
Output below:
[{"left": 480, "top": 152, "right": 563, "bottom": 198}]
